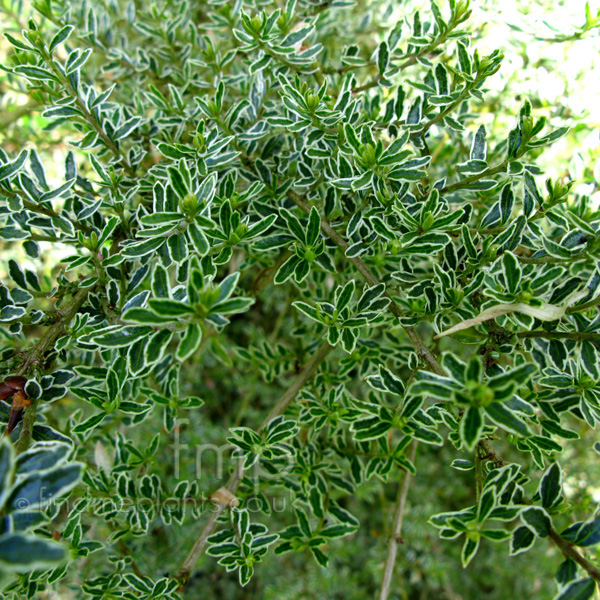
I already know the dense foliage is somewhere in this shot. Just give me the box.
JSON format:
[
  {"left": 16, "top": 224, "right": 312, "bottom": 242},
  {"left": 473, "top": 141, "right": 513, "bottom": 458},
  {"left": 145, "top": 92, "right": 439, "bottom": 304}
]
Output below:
[{"left": 0, "top": 0, "right": 599, "bottom": 598}]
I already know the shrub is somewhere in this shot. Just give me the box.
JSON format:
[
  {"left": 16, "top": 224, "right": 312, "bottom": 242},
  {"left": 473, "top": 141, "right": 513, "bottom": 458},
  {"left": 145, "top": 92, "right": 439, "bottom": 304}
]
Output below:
[{"left": 0, "top": 0, "right": 599, "bottom": 598}]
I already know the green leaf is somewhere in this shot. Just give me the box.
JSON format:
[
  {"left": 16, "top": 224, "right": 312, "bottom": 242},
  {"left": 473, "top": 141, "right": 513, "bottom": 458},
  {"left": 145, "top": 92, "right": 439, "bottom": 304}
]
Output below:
[
  {"left": 408, "top": 424, "right": 443, "bottom": 446},
  {"left": 556, "top": 559, "right": 578, "bottom": 586},
  {"left": 128, "top": 337, "right": 149, "bottom": 374},
  {"left": 488, "top": 363, "right": 536, "bottom": 389},
  {"left": 310, "top": 546, "right": 329, "bottom": 568},
  {"left": 122, "top": 237, "right": 165, "bottom": 258},
  {"left": 167, "top": 165, "right": 190, "bottom": 198},
  {"left": 72, "top": 412, "right": 107, "bottom": 434},
  {"left": 188, "top": 221, "right": 210, "bottom": 255},
  {"left": 98, "top": 216, "right": 119, "bottom": 247},
  {"left": 3, "top": 33, "right": 35, "bottom": 52},
  {"left": 320, "top": 523, "right": 357, "bottom": 539},
  {"left": 554, "top": 578, "right": 596, "bottom": 600},
  {"left": 499, "top": 183, "right": 515, "bottom": 224},
  {"left": 305, "top": 206, "right": 321, "bottom": 247},
  {"left": 145, "top": 329, "right": 174, "bottom": 365},
  {"left": 352, "top": 416, "right": 392, "bottom": 441},
  {"left": 168, "top": 233, "right": 188, "bottom": 263},
  {"left": 274, "top": 254, "right": 302, "bottom": 285},
  {"left": 0, "top": 150, "right": 28, "bottom": 182},
  {"left": 13, "top": 65, "right": 60, "bottom": 83},
  {"left": 477, "top": 488, "right": 496, "bottom": 522},
  {"left": 562, "top": 517, "right": 600, "bottom": 548},
  {"left": 279, "top": 208, "right": 305, "bottom": 243},
  {"left": 210, "top": 297, "right": 254, "bottom": 315},
  {"left": 65, "top": 48, "right": 92, "bottom": 73},
  {"left": 114, "top": 117, "right": 143, "bottom": 141},
  {"left": 49, "top": 25, "right": 74, "bottom": 53},
  {"left": 295, "top": 507, "right": 312, "bottom": 538},
  {"left": 460, "top": 405, "right": 483, "bottom": 451},
  {"left": 406, "top": 97, "right": 422, "bottom": 126},
  {"left": 200, "top": 147, "right": 224, "bottom": 183},
  {"left": 0, "top": 438, "right": 15, "bottom": 509},
  {"left": 216, "top": 272, "right": 240, "bottom": 303},
  {"left": 246, "top": 214, "right": 277, "bottom": 239},
  {"left": 387, "top": 167, "right": 426, "bottom": 182},
  {"left": 119, "top": 402, "right": 152, "bottom": 415},
  {"left": 340, "top": 328, "right": 357, "bottom": 353},
  {"left": 336, "top": 280, "right": 355, "bottom": 312},
  {"left": 539, "top": 462, "right": 562, "bottom": 509},
  {"left": 461, "top": 535, "right": 479, "bottom": 567},
  {"left": 0, "top": 533, "right": 66, "bottom": 572},
  {"left": 580, "top": 341, "right": 599, "bottom": 380},
  {"left": 520, "top": 506, "right": 551, "bottom": 538},
  {"left": 451, "top": 459, "right": 474, "bottom": 471},
  {"left": 377, "top": 366, "right": 405, "bottom": 396},
  {"left": 357, "top": 283, "right": 385, "bottom": 312},
  {"left": 91, "top": 326, "right": 153, "bottom": 348},
  {"left": 344, "top": 123, "right": 361, "bottom": 153},
  {"left": 509, "top": 526, "right": 535, "bottom": 555},
  {"left": 480, "top": 529, "right": 509, "bottom": 541},
  {"left": 16, "top": 442, "right": 70, "bottom": 475},
  {"left": 501, "top": 251, "right": 521, "bottom": 295},
  {"left": 7, "top": 462, "right": 84, "bottom": 511},
  {"left": 151, "top": 264, "right": 170, "bottom": 298},
  {"left": 377, "top": 41, "right": 389, "bottom": 76},
  {"left": 176, "top": 324, "right": 203, "bottom": 361},
  {"left": 122, "top": 308, "right": 173, "bottom": 325},
  {"left": 293, "top": 302, "right": 321, "bottom": 324},
  {"left": 470, "top": 125, "right": 486, "bottom": 161},
  {"left": 483, "top": 402, "right": 531, "bottom": 437},
  {"left": 434, "top": 63, "right": 449, "bottom": 96},
  {"left": 148, "top": 299, "right": 195, "bottom": 317},
  {"left": 140, "top": 212, "right": 182, "bottom": 227},
  {"left": 220, "top": 200, "right": 232, "bottom": 236}
]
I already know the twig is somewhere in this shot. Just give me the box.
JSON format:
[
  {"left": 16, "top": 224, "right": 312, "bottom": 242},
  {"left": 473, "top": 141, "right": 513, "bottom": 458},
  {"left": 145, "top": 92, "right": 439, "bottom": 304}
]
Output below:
[
  {"left": 174, "top": 340, "right": 333, "bottom": 587},
  {"left": 518, "top": 255, "right": 575, "bottom": 265},
  {"left": 439, "top": 159, "right": 509, "bottom": 195},
  {"left": 15, "top": 288, "right": 89, "bottom": 452},
  {"left": 0, "top": 187, "right": 91, "bottom": 234},
  {"left": 474, "top": 442, "right": 485, "bottom": 503},
  {"left": 567, "top": 296, "right": 600, "bottom": 314},
  {"left": 42, "top": 54, "right": 136, "bottom": 178},
  {"left": 479, "top": 440, "right": 506, "bottom": 468},
  {"left": 517, "top": 331, "right": 600, "bottom": 341},
  {"left": 379, "top": 442, "right": 418, "bottom": 600},
  {"left": 478, "top": 443, "right": 600, "bottom": 581},
  {"left": 547, "top": 528, "right": 600, "bottom": 583},
  {"left": 347, "top": 5, "right": 469, "bottom": 96},
  {"left": 288, "top": 192, "right": 445, "bottom": 376},
  {"left": 419, "top": 82, "right": 475, "bottom": 137},
  {"left": 117, "top": 538, "right": 145, "bottom": 579}
]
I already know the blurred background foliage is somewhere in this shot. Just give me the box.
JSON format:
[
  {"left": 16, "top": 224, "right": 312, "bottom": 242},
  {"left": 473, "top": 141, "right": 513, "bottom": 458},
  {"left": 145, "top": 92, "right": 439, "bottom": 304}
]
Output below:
[{"left": 1, "top": 0, "right": 600, "bottom": 598}]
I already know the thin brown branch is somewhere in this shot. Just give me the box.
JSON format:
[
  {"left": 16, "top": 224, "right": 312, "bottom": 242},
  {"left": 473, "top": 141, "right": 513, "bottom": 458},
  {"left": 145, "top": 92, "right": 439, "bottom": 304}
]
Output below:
[
  {"left": 174, "top": 340, "right": 333, "bottom": 587},
  {"left": 0, "top": 188, "right": 91, "bottom": 234},
  {"left": 379, "top": 442, "right": 418, "bottom": 600},
  {"left": 43, "top": 54, "right": 136, "bottom": 178},
  {"left": 479, "top": 441, "right": 600, "bottom": 583},
  {"left": 548, "top": 527, "right": 600, "bottom": 583},
  {"left": 288, "top": 191, "right": 445, "bottom": 376},
  {"left": 15, "top": 287, "right": 89, "bottom": 452}
]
